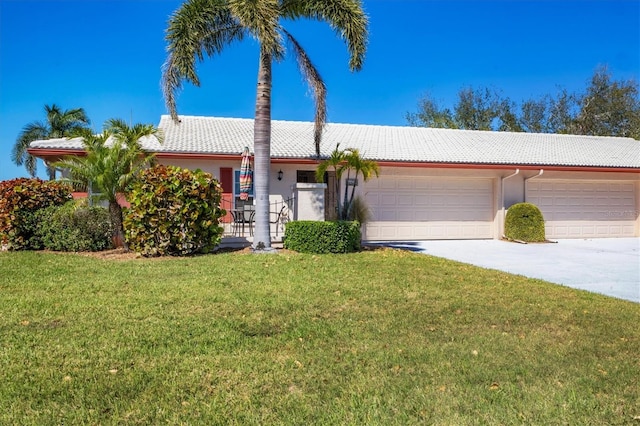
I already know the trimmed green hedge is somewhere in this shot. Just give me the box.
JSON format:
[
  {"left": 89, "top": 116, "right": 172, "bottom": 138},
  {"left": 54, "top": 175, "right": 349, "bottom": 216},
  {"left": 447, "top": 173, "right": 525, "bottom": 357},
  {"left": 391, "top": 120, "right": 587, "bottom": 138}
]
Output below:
[
  {"left": 36, "top": 202, "right": 113, "bottom": 252},
  {"left": 505, "top": 202, "right": 546, "bottom": 242},
  {"left": 283, "top": 220, "right": 361, "bottom": 254}
]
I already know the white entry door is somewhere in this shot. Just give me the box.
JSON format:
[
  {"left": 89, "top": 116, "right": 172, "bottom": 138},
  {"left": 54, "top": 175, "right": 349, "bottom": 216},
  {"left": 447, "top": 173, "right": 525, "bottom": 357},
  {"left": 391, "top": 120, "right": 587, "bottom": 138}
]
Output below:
[{"left": 363, "top": 176, "right": 494, "bottom": 240}]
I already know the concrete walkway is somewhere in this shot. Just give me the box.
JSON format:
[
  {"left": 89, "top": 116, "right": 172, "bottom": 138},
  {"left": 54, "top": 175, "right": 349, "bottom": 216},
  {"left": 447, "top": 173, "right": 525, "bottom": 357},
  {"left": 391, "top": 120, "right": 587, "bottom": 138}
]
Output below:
[{"left": 369, "top": 238, "right": 640, "bottom": 303}]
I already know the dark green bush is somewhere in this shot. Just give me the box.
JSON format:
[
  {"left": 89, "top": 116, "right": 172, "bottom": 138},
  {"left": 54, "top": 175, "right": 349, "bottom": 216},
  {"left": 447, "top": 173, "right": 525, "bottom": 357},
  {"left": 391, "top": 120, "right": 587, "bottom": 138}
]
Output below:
[
  {"left": 283, "top": 220, "right": 361, "bottom": 254},
  {"left": 124, "top": 165, "right": 226, "bottom": 256},
  {"left": 505, "top": 202, "right": 546, "bottom": 242},
  {"left": 36, "top": 202, "right": 113, "bottom": 252},
  {"left": 0, "top": 178, "right": 72, "bottom": 250}
]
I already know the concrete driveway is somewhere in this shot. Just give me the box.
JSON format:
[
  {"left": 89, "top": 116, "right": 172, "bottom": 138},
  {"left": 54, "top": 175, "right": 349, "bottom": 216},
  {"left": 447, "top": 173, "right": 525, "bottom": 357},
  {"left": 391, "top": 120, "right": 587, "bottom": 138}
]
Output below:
[{"left": 370, "top": 238, "right": 640, "bottom": 303}]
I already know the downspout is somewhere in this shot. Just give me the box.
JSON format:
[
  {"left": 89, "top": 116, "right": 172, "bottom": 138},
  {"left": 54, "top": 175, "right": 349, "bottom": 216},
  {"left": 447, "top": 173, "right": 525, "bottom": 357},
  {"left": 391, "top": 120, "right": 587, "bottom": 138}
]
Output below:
[
  {"left": 524, "top": 169, "right": 544, "bottom": 202},
  {"left": 501, "top": 169, "right": 520, "bottom": 238}
]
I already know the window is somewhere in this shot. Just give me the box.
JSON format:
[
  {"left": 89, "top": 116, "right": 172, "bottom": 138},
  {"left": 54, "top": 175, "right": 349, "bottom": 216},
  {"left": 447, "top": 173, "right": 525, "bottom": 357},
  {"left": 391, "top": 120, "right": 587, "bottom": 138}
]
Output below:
[{"left": 296, "top": 170, "right": 317, "bottom": 183}]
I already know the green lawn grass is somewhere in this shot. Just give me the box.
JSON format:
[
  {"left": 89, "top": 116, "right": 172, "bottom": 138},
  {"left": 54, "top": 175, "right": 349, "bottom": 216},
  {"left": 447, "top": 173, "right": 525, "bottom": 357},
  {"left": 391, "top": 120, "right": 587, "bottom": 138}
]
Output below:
[{"left": 1, "top": 249, "right": 638, "bottom": 425}]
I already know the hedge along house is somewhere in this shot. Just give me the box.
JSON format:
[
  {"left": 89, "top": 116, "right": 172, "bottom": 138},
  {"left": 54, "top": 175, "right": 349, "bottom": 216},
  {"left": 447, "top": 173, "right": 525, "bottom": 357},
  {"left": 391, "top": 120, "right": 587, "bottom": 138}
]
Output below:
[{"left": 28, "top": 115, "right": 640, "bottom": 241}]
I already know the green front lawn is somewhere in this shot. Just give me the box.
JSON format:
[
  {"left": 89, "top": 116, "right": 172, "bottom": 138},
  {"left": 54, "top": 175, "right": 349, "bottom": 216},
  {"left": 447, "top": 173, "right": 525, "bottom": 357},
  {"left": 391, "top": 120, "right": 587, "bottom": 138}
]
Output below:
[{"left": 1, "top": 249, "right": 638, "bottom": 425}]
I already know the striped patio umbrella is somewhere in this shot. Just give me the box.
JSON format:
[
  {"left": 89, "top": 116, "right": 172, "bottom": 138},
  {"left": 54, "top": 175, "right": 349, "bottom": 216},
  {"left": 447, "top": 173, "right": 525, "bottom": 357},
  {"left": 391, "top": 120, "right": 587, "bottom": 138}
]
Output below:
[{"left": 239, "top": 146, "right": 252, "bottom": 201}]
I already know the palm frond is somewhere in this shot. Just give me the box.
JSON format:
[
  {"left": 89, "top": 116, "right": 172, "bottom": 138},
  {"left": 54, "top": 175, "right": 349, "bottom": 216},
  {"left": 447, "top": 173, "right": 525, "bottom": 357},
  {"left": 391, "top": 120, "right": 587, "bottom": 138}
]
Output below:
[
  {"left": 45, "top": 104, "right": 90, "bottom": 137},
  {"left": 349, "top": 195, "right": 371, "bottom": 223},
  {"left": 283, "top": 29, "right": 326, "bottom": 156},
  {"left": 229, "top": 0, "right": 284, "bottom": 59},
  {"left": 12, "top": 121, "right": 49, "bottom": 176},
  {"left": 162, "top": 0, "right": 247, "bottom": 121},
  {"left": 280, "top": 0, "right": 368, "bottom": 71}
]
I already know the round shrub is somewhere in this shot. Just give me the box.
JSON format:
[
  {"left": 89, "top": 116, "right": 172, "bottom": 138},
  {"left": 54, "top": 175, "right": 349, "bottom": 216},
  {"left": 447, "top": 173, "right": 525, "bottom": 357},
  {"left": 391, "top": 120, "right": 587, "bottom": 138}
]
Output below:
[
  {"left": 36, "top": 202, "right": 113, "bottom": 252},
  {"left": 124, "top": 165, "right": 226, "bottom": 256},
  {"left": 505, "top": 202, "right": 546, "bottom": 242},
  {"left": 284, "top": 220, "right": 361, "bottom": 253},
  {"left": 0, "top": 178, "right": 72, "bottom": 250}
]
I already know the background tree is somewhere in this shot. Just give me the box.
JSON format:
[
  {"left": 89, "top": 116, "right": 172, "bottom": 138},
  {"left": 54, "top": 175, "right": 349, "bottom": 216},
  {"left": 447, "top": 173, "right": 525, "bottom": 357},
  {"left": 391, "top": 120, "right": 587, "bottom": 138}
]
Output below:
[
  {"left": 405, "top": 93, "right": 456, "bottom": 128},
  {"left": 407, "top": 87, "right": 505, "bottom": 131},
  {"left": 407, "top": 66, "right": 640, "bottom": 140},
  {"left": 54, "top": 120, "right": 161, "bottom": 249},
  {"left": 573, "top": 66, "right": 640, "bottom": 139},
  {"left": 162, "top": 0, "right": 368, "bottom": 251},
  {"left": 12, "top": 104, "right": 91, "bottom": 179},
  {"left": 496, "top": 97, "right": 523, "bottom": 132},
  {"left": 520, "top": 96, "right": 551, "bottom": 133},
  {"left": 548, "top": 89, "right": 579, "bottom": 134},
  {"left": 454, "top": 87, "right": 501, "bottom": 130}
]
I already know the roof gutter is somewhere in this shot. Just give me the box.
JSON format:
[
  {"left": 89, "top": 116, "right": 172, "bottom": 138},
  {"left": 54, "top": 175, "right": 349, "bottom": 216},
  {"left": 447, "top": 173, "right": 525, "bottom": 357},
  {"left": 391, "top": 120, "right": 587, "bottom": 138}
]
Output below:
[{"left": 524, "top": 169, "right": 544, "bottom": 202}]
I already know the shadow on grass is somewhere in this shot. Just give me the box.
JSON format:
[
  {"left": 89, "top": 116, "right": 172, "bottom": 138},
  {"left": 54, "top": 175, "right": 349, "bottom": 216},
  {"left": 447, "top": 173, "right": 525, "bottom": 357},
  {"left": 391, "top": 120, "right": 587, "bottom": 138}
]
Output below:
[{"left": 364, "top": 241, "right": 424, "bottom": 252}]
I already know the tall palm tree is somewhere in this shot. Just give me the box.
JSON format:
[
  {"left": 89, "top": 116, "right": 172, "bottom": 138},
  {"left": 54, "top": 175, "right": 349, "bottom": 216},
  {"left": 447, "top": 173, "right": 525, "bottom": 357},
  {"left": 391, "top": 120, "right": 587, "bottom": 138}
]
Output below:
[
  {"left": 13, "top": 104, "right": 91, "bottom": 179},
  {"left": 162, "top": 0, "right": 368, "bottom": 251},
  {"left": 54, "top": 120, "right": 161, "bottom": 249}
]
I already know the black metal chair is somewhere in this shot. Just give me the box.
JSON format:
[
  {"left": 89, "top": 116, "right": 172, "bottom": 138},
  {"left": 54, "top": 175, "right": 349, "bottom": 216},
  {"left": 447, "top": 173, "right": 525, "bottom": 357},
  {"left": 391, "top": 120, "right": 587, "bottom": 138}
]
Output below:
[
  {"left": 244, "top": 207, "right": 256, "bottom": 236},
  {"left": 231, "top": 210, "right": 244, "bottom": 236},
  {"left": 270, "top": 205, "right": 289, "bottom": 237}
]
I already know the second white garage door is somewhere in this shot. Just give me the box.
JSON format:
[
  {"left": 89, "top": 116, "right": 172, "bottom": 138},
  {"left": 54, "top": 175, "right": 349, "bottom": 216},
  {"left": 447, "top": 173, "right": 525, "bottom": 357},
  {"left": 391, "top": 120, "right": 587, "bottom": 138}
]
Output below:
[
  {"left": 527, "top": 180, "right": 638, "bottom": 238},
  {"left": 363, "top": 176, "right": 494, "bottom": 240}
]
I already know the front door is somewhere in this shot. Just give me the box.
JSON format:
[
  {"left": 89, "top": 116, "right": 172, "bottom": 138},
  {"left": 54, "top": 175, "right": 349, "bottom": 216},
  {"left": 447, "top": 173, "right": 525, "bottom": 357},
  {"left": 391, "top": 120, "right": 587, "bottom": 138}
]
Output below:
[{"left": 220, "top": 167, "right": 233, "bottom": 222}]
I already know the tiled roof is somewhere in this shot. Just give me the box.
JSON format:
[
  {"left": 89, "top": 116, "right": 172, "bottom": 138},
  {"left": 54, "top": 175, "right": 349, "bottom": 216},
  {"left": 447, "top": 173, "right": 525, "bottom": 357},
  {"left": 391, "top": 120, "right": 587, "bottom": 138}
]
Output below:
[{"left": 30, "top": 115, "right": 640, "bottom": 168}]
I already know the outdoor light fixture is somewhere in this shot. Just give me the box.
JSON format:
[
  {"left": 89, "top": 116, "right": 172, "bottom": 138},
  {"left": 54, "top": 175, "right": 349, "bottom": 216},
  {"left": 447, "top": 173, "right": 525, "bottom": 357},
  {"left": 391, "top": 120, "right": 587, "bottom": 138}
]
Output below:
[{"left": 277, "top": 170, "right": 283, "bottom": 181}]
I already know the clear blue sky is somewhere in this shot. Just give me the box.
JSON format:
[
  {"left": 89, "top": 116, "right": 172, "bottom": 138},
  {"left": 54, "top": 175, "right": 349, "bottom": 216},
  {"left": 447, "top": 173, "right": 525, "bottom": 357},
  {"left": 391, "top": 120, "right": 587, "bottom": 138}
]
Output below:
[{"left": 1, "top": 0, "right": 638, "bottom": 181}]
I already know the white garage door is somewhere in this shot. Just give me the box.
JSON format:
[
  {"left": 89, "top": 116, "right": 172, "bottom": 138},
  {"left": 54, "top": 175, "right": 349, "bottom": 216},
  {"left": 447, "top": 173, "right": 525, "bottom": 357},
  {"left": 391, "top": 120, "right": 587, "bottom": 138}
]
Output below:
[
  {"left": 363, "top": 176, "right": 494, "bottom": 240},
  {"left": 527, "top": 180, "right": 638, "bottom": 238}
]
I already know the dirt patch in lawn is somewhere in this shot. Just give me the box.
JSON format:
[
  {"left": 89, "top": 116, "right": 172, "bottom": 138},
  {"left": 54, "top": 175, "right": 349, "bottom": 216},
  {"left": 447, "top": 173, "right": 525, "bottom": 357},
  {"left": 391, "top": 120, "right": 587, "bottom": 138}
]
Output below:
[
  {"left": 78, "top": 248, "right": 140, "bottom": 260},
  {"left": 78, "top": 245, "right": 294, "bottom": 260}
]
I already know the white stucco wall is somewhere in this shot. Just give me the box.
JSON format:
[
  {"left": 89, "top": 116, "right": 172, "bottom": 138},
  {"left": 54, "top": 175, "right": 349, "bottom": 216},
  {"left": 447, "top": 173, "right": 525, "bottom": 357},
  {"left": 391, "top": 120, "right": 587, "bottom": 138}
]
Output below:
[{"left": 156, "top": 158, "right": 639, "bottom": 239}]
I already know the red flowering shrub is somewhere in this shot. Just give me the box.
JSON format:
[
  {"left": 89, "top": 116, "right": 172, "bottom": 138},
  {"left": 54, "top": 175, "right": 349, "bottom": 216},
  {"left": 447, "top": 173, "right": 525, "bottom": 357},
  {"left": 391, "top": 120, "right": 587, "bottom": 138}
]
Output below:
[{"left": 0, "top": 178, "right": 72, "bottom": 250}]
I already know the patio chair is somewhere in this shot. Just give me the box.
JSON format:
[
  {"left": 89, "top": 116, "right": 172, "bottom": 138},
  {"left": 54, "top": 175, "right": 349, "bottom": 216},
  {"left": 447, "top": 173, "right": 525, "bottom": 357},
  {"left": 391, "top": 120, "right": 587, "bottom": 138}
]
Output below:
[
  {"left": 243, "top": 206, "right": 255, "bottom": 236},
  {"left": 270, "top": 205, "right": 290, "bottom": 237},
  {"left": 230, "top": 210, "right": 245, "bottom": 236}
]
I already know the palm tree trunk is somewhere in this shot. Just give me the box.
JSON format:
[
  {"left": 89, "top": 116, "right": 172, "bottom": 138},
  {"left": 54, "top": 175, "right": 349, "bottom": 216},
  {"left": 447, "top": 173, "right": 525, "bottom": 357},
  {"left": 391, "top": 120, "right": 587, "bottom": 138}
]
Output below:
[
  {"left": 333, "top": 167, "right": 342, "bottom": 221},
  {"left": 109, "top": 201, "right": 128, "bottom": 251},
  {"left": 347, "top": 174, "right": 359, "bottom": 219},
  {"left": 342, "top": 170, "right": 352, "bottom": 220},
  {"left": 252, "top": 50, "right": 273, "bottom": 251},
  {"left": 46, "top": 164, "right": 56, "bottom": 181}
]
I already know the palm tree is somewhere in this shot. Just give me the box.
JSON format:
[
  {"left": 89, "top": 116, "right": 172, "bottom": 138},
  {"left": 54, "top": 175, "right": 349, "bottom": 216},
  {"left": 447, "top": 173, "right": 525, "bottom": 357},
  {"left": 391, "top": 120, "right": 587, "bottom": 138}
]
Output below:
[
  {"left": 162, "top": 0, "right": 368, "bottom": 251},
  {"left": 342, "top": 148, "right": 379, "bottom": 219},
  {"left": 316, "top": 144, "right": 378, "bottom": 220},
  {"left": 54, "top": 120, "right": 161, "bottom": 249},
  {"left": 12, "top": 104, "right": 91, "bottom": 179},
  {"left": 315, "top": 143, "right": 348, "bottom": 218}
]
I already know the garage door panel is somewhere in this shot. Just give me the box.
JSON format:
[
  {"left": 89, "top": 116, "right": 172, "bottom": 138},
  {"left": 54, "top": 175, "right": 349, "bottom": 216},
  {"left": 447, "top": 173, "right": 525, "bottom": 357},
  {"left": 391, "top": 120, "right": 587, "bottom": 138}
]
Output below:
[
  {"left": 397, "top": 194, "right": 414, "bottom": 206},
  {"left": 379, "top": 179, "right": 396, "bottom": 190},
  {"left": 378, "top": 209, "right": 397, "bottom": 221},
  {"left": 364, "top": 177, "right": 494, "bottom": 240},
  {"left": 380, "top": 194, "right": 397, "bottom": 206},
  {"left": 397, "top": 179, "right": 412, "bottom": 190},
  {"left": 528, "top": 180, "right": 637, "bottom": 239},
  {"left": 396, "top": 211, "right": 414, "bottom": 221},
  {"left": 595, "top": 196, "right": 609, "bottom": 207},
  {"left": 414, "top": 196, "right": 430, "bottom": 206},
  {"left": 366, "top": 220, "right": 494, "bottom": 240}
]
